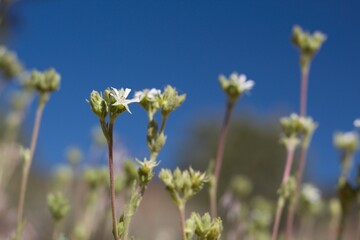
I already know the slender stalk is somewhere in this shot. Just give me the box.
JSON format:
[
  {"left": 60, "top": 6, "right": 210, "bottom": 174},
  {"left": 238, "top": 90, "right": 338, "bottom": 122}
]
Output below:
[
  {"left": 285, "top": 143, "right": 309, "bottom": 239},
  {"left": 285, "top": 65, "right": 311, "bottom": 239},
  {"left": 52, "top": 222, "right": 59, "bottom": 240},
  {"left": 16, "top": 98, "right": 46, "bottom": 238},
  {"left": 159, "top": 114, "right": 168, "bottom": 134},
  {"left": 211, "top": 101, "right": 235, "bottom": 217},
  {"left": 178, "top": 204, "right": 187, "bottom": 240},
  {"left": 336, "top": 212, "right": 346, "bottom": 240},
  {"left": 299, "top": 66, "right": 309, "bottom": 118},
  {"left": 272, "top": 141, "right": 296, "bottom": 240},
  {"left": 107, "top": 121, "right": 119, "bottom": 240}
]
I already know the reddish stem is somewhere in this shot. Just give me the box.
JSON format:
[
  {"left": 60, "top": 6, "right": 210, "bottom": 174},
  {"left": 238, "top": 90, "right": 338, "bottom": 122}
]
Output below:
[
  {"left": 107, "top": 122, "right": 118, "bottom": 240},
  {"left": 272, "top": 142, "right": 296, "bottom": 240},
  {"left": 211, "top": 101, "right": 235, "bottom": 217}
]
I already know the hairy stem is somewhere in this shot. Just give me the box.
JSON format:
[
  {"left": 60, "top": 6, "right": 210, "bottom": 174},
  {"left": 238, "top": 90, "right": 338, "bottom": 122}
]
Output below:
[
  {"left": 16, "top": 99, "right": 45, "bottom": 238},
  {"left": 178, "top": 204, "right": 187, "bottom": 240},
  {"left": 211, "top": 101, "right": 235, "bottom": 217},
  {"left": 107, "top": 121, "right": 118, "bottom": 240}
]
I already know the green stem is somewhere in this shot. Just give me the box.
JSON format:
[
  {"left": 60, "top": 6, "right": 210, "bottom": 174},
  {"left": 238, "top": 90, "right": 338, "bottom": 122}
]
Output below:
[
  {"left": 107, "top": 121, "right": 119, "bottom": 240},
  {"left": 178, "top": 204, "right": 187, "bottom": 240},
  {"left": 160, "top": 114, "right": 168, "bottom": 134},
  {"left": 211, "top": 100, "right": 235, "bottom": 217},
  {"left": 16, "top": 98, "right": 46, "bottom": 239}
]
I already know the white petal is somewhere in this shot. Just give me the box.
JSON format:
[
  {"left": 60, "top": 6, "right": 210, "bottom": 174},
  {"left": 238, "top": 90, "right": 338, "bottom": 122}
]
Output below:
[
  {"left": 244, "top": 80, "right": 255, "bottom": 90},
  {"left": 111, "top": 87, "right": 120, "bottom": 98},
  {"left": 230, "top": 73, "right": 238, "bottom": 81},
  {"left": 123, "top": 88, "right": 131, "bottom": 98},
  {"left": 238, "top": 74, "right": 247, "bottom": 84}
]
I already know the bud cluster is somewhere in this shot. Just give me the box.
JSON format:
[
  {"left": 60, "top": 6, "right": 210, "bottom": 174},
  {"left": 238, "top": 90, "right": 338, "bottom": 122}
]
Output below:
[
  {"left": 292, "top": 25, "right": 327, "bottom": 57},
  {"left": 159, "top": 167, "right": 207, "bottom": 206},
  {"left": 0, "top": 46, "right": 23, "bottom": 80},
  {"left": 26, "top": 69, "right": 61, "bottom": 93},
  {"left": 47, "top": 192, "right": 70, "bottom": 223},
  {"left": 333, "top": 131, "right": 359, "bottom": 153},
  {"left": 280, "top": 113, "right": 317, "bottom": 138},
  {"left": 185, "top": 212, "right": 223, "bottom": 240}
]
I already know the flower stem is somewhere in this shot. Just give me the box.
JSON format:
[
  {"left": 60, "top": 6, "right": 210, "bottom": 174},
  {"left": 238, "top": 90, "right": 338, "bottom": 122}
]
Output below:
[
  {"left": 211, "top": 101, "right": 235, "bottom": 217},
  {"left": 16, "top": 97, "right": 46, "bottom": 239},
  {"left": 178, "top": 204, "right": 187, "bottom": 240},
  {"left": 300, "top": 62, "right": 310, "bottom": 117},
  {"left": 160, "top": 114, "right": 168, "bottom": 134},
  {"left": 107, "top": 121, "right": 119, "bottom": 240},
  {"left": 272, "top": 141, "right": 296, "bottom": 240},
  {"left": 285, "top": 142, "right": 309, "bottom": 239}
]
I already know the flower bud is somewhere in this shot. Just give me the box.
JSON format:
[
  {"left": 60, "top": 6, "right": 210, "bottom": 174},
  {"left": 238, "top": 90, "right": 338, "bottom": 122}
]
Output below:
[
  {"left": 47, "top": 192, "right": 70, "bottom": 222},
  {"left": 0, "top": 46, "right": 23, "bottom": 80},
  {"left": 334, "top": 131, "right": 359, "bottom": 153},
  {"left": 88, "top": 90, "right": 108, "bottom": 119},
  {"left": 159, "top": 85, "right": 186, "bottom": 116},
  {"left": 292, "top": 25, "right": 326, "bottom": 56},
  {"left": 28, "top": 68, "right": 61, "bottom": 93}
]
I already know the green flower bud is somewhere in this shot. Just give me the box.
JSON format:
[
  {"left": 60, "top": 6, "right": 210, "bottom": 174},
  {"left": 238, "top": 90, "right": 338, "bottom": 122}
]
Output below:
[
  {"left": 84, "top": 167, "right": 108, "bottom": 190},
  {"left": 189, "top": 212, "right": 223, "bottom": 240},
  {"left": 0, "top": 46, "right": 23, "bottom": 80},
  {"left": 123, "top": 160, "right": 139, "bottom": 187},
  {"left": 159, "top": 168, "right": 174, "bottom": 189},
  {"left": 292, "top": 25, "right": 327, "bottom": 57},
  {"left": 159, "top": 85, "right": 186, "bottom": 116},
  {"left": 277, "top": 176, "right": 296, "bottom": 205},
  {"left": 47, "top": 192, "right": 70, "bottom": 222},
  {"left": 27, "top": 68, "right": 61, "bottom": 93},
  {"left": 66, "top": 146, "right": 83, "bottom": 165},
  {"left": 88, "top": 90, "right": 108, "bottom": 119},
  {"left": 230, "top": 175, "right": 253, "bottom": 198}
]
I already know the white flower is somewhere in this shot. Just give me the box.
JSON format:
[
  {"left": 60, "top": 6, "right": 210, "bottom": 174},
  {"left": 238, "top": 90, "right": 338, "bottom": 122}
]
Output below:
[
  {"left": 354, "top": 118, "right": 360, "bottom": 128},
  {"left": 333, "top": 131, "right": 359, "bottom": 152},
  {"left": 110, "top": 87, "right": 139, "bottom": 114},
  {"left": 134, "top": 88, "right": 161, "bottom": 102},
  {"left": 230, "top": 73, "right": 255, "bottom": 93},
  {"left": 301, "top": 184, "right": 321, "bottom": 203}
]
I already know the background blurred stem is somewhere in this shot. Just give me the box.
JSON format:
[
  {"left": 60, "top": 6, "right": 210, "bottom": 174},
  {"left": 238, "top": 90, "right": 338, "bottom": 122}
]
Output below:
[
  {"left": 211, "top": 100, "right": 235, "bottom": 217},
  {"left": 16, "top": 95, "right": 46, "bottom": 239},
  {"left": 272, "top": 140, "right": 296, "bottom": 240}
]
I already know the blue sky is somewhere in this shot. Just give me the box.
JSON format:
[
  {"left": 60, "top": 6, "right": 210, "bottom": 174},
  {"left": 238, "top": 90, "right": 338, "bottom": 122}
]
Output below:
[{"left": 3, "top": 0, "right": 360, "bottom": 188}]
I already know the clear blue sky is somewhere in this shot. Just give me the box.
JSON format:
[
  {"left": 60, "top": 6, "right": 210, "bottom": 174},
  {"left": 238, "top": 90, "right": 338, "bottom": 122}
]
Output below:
[{"left": 4, "top": 0, "right": 360, "bottom": 188}]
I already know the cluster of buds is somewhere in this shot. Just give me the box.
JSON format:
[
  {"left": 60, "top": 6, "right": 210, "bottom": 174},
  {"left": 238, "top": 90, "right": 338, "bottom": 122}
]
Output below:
[
  {"left": 136, "top": 85, "right": 185, "bottom": 157},
  {"left": 84, "top": 167, "right": 108, "bottom": 190},
  {"left": 159, "top": 167, "right": 207, "bottom": 207},
  {"left": 47, "top": 192, "right": 70, "bottom": 223},
  {"left": 333, "top": 131, "right": 359, "bottom": 153},
  {"left": 280, "top": 113, "right": 317, "bottom": 149},
  {"left": 298, "top": 183, "right": 323, "bottom": 217},
  {"left": 277, "top": 176, "right": 296, "bottom": 208},
  {"left": 230, "top": 175, "right": 253, "bottom": 199},
  {"left": 185, "top": 212, "right": 223, "bottom": 240},
  {"left": 0, "top": 46, "right": 23, "bottom": 80},
  {"left": 248, "top": 197, "right": 274, "bottom": 232},
  {"left": 219, "top": 72, "right": 254, "bottom": 103},
  {"left": 291, "top": 25, "right": 327, "bottom": 71},
  {"left": 26, "top": 69, "right": 61, "bottom": 94},
  {"left": 280, "top": 113, "right": 317, "bottom": 138}
]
